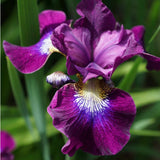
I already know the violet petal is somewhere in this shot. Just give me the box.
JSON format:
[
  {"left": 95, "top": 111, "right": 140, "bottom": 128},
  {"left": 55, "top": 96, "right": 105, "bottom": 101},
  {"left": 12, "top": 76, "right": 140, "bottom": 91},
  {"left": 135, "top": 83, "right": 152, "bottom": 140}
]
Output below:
[
  {"left": 1, "top": 131, "right": 15, "bottom": 153},
  {"left": 76, "top": 0, "right": 116, "bottom": 39},
  {"left": 3, "top": 32, "right": 57, "bottom": 74},
  {"left": 47, "top": 83, "right": 136, "bottom": 156},
  {"left": 64, "top": 27, "right": 92, "bottom": 66},
  {"left": 39, "top": 10, "right": 66, "bottom": 36},
  {"left": 139, "top": 52, "right": 160, "bottom": 70}
]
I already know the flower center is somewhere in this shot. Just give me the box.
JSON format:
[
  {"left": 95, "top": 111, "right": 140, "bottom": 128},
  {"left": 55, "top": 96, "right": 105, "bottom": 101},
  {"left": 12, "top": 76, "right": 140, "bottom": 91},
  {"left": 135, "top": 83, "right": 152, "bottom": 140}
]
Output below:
[{"left": 74, "top": 78, "right": 113, "bottom": 114}]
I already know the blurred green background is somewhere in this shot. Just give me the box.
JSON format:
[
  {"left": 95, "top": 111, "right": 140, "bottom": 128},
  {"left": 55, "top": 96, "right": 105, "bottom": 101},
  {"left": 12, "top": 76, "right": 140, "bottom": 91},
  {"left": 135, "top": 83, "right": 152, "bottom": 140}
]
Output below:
[{"left": 1, "top": 0, "right": 160, "bottom": 160}]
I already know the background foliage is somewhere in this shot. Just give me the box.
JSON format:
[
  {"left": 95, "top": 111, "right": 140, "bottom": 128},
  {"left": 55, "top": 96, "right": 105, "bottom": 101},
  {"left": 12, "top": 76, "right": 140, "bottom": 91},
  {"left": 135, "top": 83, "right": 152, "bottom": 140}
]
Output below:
[{"left": 1, "top": 0, "right": 160, "bottom": 160}]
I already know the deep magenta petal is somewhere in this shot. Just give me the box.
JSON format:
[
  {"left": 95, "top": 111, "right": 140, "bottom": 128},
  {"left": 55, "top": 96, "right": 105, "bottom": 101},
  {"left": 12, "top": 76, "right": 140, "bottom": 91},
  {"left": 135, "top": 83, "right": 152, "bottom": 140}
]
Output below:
[
  {"left": 64, "top": 27, "right": 92, "bottom": 66},
  {"left": 3, "top": 33, "right": 56, "bottom": 74},
  {"left": 39, "top": 10, "right": 66, "bottom": 36},
  {"left": 131, "top": 25, "right": 145, "bottom": 43},
  {"left": 66, "top": 56, "right": 78, "bottom": 75},
  {"left": 139, "top": 52, "right": 160, "bottom": 70},
  {"left": 51, "top": 23, "right": 71, "bottom": 55},
  {"left": 47, "top": 83, "right": 136, "bottom": 156},
  {"left": 76, "top": 0, "right": 116, "bottom": 38},
  {"left": 1, "top": 131, "right": 16, "bottom": 153}
]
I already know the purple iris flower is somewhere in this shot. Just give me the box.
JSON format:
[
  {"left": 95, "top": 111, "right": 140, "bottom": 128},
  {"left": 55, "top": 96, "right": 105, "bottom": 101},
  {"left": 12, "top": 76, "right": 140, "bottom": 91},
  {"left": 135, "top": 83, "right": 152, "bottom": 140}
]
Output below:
[
  {"left": 1, "top": 131, "right": 16, "bottom": 160},
  {"left": 3, "top": 0, "right": 160, "bottom": 157}
]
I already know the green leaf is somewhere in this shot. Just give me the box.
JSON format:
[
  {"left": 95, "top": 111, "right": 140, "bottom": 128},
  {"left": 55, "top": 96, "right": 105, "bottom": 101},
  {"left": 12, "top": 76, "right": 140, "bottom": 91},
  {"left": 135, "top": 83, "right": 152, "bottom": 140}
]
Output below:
[
  {"left": 130, "top": 88, "right": 160, "bottom": 108},
  {"left": 132, "top": 119, "right": 155, "bottom": 130},
  {"left": 17, "top": 0, "right": 50, "bottom": 159},
  {"left": 7, "top": 58, "right": 34, "bottom": 135},
  {"left": 1, "top": 106, "right": 59, "bottom": 147},
  {"left": 130, "top": 129, "right": 160, "bottom": 137}
]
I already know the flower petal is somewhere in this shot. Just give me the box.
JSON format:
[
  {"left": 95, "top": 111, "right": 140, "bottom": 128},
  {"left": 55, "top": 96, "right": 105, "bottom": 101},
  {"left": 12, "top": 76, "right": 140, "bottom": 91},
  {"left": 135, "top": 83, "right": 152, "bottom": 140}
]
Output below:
[
  {"left": 94, "top": 26, "right": 127, "bottom": 67},
  {"left": 139, "top": 52, "right": 160, "bottom": 70},
  {"left": 39, "top": 10, "right": 67, "bottom": 36},
  {"left": 3, "top": 32, "right": 58, "bottom": 74},
  {"left": 51, "top": 23, "right": 71, "bottom": 55},
  {"left": 131, "top": 25, "right": 145, "bottom": 43},
  {"left": 74, "top": 62, "right": 113, "bottom": 82},
  {"left": 1, "top": 131, "right": 15, "bottom": 153},
  {"left": 64, "top": 27, "right": 92, "bottom": 66},
  {"left": 47, "top": 80, "right": 136, "bottom": 156},
  {"left": 75, "top": 0, "right": 116, "bottom": 39}
]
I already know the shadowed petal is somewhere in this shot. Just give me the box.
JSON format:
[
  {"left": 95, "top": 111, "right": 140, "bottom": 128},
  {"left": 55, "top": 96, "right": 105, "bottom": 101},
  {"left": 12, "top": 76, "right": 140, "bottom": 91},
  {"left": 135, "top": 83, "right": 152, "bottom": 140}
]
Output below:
[
  {"left": 66, "top": 56, "right": 78, "bottom": 75},
  {"left": 47, "top": 80, "right": 136, "bottom": 156},
  {"left": 75, "top": 0, "right": 116, "bottom": 39},
  {"left": 51, "top": 23, "right": 71, "bottom": 55},
  {"left": 39, "top": 10, "right": 66, "bottom": 36},
  {"left": 3, "top": 33, "right": 58, "bottom": 74}
]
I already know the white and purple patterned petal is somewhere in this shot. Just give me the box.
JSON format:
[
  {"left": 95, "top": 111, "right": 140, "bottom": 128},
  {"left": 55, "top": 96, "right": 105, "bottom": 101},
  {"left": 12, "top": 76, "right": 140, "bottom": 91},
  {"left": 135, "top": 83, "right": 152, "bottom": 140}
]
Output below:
[
  {"left": 3, "top": 10, "right": 68, "bottom": 74},
  {"left": 47, "top": 79, "right": 136, "bottom": 156},
  {"left": 3, "top": 33, "right": 58, "bottom": 74}
]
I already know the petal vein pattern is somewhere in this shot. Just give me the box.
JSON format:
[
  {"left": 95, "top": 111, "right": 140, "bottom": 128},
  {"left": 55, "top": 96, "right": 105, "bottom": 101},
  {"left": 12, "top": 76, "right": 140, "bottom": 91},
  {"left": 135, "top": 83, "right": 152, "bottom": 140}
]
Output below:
[{"left": 48, "top": 79, "right": 136, "bottom": 156}]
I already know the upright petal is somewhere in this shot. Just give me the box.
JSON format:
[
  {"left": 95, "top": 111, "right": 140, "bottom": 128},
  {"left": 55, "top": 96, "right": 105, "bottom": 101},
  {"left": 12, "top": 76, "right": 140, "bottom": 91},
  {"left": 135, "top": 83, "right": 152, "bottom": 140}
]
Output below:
[
  {"left": 131, "top": 25, "right": 145, "bottom": 43},
  {"left": 75, "top": 0, "right": 116, "bottom": 38},
  {"left": 51, "top": 23, "right": 71, "bottom": 55},
  {"left": 64, "top": 27, "right": 92, "bottom": 66},
  {"left": 94, "top": 26, "right": 127, "bottom": 68},
  {"left": 47, "top": 79, "right": 136, "bottom": 156},
  {"left": 3, "top": 32, "right": 58, "bottom": 74},
  {"left": 39, "top": 10, "right": 67, "bottom": 36}
]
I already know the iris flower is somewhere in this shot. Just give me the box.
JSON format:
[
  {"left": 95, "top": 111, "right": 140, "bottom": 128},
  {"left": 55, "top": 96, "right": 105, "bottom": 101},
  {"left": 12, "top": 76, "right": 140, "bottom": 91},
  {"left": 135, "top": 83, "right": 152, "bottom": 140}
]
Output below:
[
  {"left": 3, "top": 0, "right": 160, "bottom": 157},
  {"left": 1, "top": 131, "right": 16, "bottom": 160}
]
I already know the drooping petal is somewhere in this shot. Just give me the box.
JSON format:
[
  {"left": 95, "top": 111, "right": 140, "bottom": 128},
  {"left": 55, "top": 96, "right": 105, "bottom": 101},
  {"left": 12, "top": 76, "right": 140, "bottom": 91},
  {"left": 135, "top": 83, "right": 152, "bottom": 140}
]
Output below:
[
  {"left": 75, "top": 0, "right": 116, "bottom": 39},
  {"left": 3, "top": 10, "right": 68, "bottom": 74},
  {"left": 139, "top": 52, "right": 160, "bottom": 70},
  {"left": 39, "top": 10, "right": 67, "bottom": 36},
  {"left": 47, "top": 79, "right": 136, "bottom": 156},
  {"left": 3, "top": 32, "right": 58, "bottom": 74}
]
